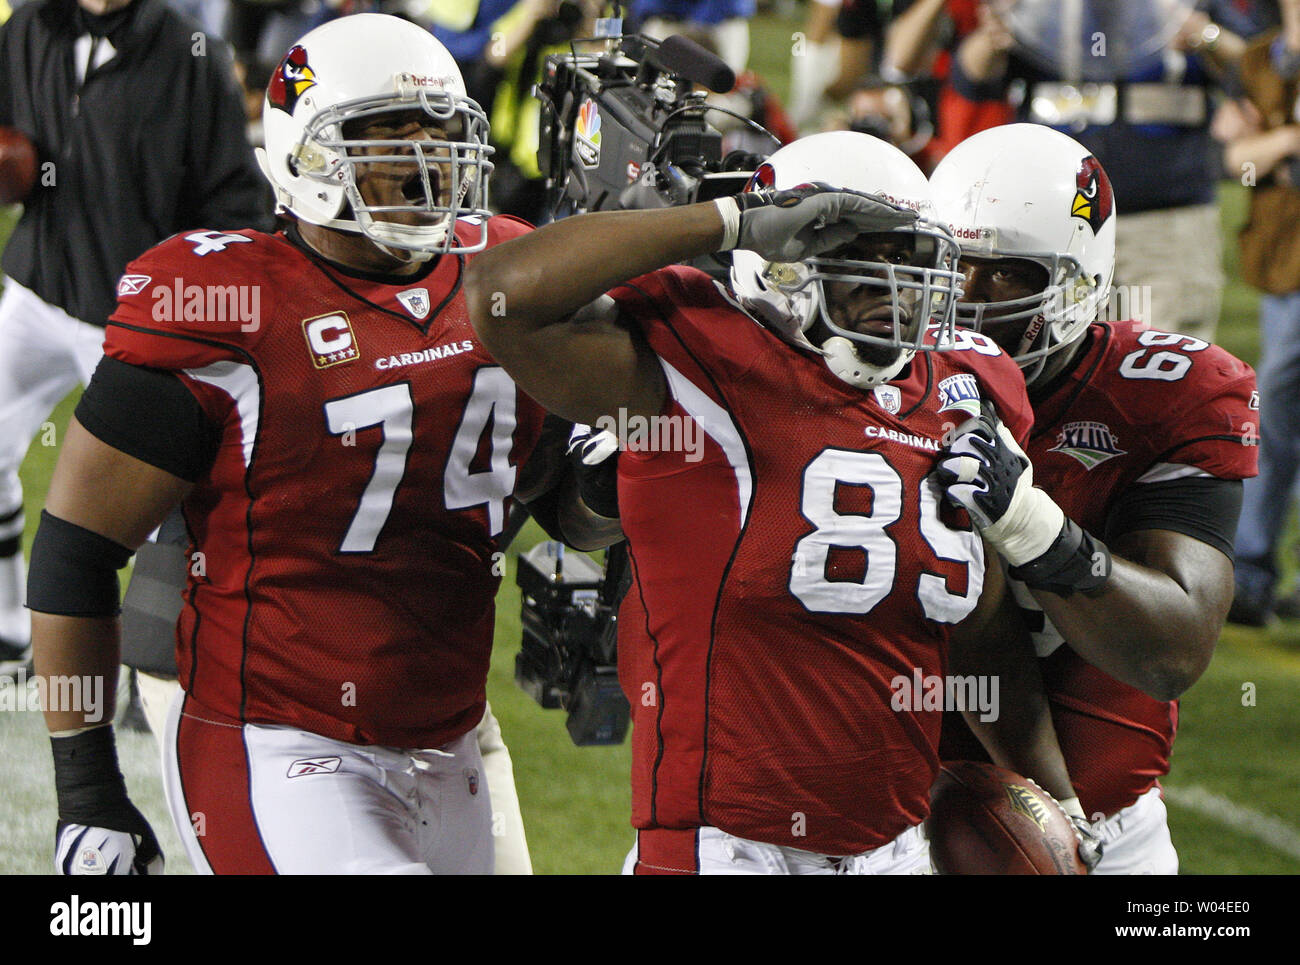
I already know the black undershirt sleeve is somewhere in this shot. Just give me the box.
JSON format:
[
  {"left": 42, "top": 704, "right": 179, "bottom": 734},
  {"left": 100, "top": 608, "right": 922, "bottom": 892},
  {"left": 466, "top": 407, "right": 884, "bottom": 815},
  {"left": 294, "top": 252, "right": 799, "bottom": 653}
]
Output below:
[
  {"left": 1104, "top": 476, "right": 1243, "bottom": 561},
  {"left": 74, "top": 356, "right": 221, "bottom": 483}
]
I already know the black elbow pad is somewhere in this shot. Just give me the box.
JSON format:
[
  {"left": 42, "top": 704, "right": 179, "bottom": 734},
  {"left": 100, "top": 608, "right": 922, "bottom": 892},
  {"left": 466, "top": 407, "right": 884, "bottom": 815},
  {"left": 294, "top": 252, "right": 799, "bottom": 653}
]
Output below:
[{"left": 27, "top": 511, "right": 134, "bottom": 618}]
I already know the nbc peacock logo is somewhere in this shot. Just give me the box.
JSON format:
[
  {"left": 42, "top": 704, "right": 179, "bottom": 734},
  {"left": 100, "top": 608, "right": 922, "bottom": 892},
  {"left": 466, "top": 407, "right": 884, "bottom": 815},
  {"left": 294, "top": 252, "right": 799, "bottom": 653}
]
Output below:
[{"left": 575, "top": 98, "right": 602, "bottom": 169}]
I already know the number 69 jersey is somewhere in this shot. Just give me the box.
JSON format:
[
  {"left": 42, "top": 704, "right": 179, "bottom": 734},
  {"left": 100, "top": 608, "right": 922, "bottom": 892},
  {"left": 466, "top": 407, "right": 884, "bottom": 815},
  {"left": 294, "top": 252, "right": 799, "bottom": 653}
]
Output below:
[
  {"left": 101, "top": 220, "right": 544, "bottom": 750},
  {"left": 1014, "top": 323, "right": 1256, "bottom": 819},
  {"left": 610, "top": 267, "right": 1034, "bottom": 857}
]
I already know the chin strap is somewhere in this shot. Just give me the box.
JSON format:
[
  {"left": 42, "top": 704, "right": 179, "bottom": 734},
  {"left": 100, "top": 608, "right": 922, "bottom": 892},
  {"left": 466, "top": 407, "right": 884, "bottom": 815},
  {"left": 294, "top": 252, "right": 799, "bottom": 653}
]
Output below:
[{"left": 821, "top": 336, "right": 913, "bottom": 389}]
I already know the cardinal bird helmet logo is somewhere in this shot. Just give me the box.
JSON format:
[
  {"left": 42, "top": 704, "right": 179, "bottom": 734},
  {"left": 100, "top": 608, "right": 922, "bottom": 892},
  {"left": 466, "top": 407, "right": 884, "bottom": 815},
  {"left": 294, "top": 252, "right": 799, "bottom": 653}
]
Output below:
[
  {"left": 747, "top": 162, "right": 777, "bottom": 191},
  {"left": 1071, "top": 155, "right": 1113, "bottom": 235},
  {"left": 268, "top": 45, "right": 317, "bottom": 115}
]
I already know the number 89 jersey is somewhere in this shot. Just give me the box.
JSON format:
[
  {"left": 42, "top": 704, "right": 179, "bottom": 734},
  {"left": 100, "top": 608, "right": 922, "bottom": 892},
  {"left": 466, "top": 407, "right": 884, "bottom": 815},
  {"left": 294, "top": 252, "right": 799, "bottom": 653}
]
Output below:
[
  {"left": 103, "top": 220, "right": 544, "bottom": 750},
  {"left": 610, "top": 266, "right": 1034, "bottom": 857}
]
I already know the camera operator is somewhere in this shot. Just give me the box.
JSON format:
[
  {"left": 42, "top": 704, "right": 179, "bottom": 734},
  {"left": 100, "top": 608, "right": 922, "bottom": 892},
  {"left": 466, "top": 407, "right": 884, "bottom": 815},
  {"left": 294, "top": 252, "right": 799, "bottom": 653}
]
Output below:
[{"left": 485, "top": 0, "right": 605, "bottom": 222}]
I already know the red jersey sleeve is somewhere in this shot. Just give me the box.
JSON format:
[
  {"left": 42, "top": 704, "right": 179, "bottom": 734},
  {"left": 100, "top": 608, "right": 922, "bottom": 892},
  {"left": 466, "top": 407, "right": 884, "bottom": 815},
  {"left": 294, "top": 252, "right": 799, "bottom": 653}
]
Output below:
[
  {"left": 105, "top": 229, "right": 268, "bottom": 373},
  {"left": 609, "top": 264, "right": 773, "bottom": 387},
  {"left": 1143, "top": 348, "right": 1259, "bottom": 482},
  {"left": 1097, "top": 331, "right": 1259, "bottom": 484}
]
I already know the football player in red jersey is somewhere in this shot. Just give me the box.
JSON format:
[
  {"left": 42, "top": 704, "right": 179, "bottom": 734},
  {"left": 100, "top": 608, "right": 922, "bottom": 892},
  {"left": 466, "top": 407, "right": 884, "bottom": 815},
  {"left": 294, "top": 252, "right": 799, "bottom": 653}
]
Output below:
[
  {"left": 28, "top": 14, "right": 551, "bottom": 874},
  {"left": 929, "top": 124, "right": 1259, "bottom": 873},
  {"left": 468, "top": 130, "right": 1092, "bottom": 874}
]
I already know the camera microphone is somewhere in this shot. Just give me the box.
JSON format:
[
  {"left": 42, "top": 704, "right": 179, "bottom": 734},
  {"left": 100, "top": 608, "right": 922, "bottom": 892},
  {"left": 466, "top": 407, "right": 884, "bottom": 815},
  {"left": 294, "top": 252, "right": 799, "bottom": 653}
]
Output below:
[{"left": 648, "top": 34, "right": 736, "bottom": 94}]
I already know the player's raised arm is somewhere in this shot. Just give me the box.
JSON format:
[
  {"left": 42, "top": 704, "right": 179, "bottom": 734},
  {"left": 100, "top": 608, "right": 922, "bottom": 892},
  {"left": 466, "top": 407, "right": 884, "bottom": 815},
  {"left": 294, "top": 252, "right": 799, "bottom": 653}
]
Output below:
[{"left": 463, "top": 186, "right": 917, "bottom": 428}]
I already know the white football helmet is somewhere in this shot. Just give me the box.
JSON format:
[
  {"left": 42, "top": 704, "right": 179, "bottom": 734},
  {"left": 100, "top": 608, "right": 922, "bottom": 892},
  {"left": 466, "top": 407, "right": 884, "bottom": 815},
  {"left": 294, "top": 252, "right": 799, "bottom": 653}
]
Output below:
[
  {"left": 730, "top": 131, "right": 963, "bottom": 388},
  {"left": 928, "top": 124, "right": 1117, "bottom": 384},
  {"left": 257, "top": 14, "right": 493, "bottom": 259}
]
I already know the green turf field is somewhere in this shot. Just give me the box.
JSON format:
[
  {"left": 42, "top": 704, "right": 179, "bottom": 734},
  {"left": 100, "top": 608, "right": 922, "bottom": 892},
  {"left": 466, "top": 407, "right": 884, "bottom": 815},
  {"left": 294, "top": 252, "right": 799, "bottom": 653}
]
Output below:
[{"left": 2, "top": 10, "right": 1299, "bottom": 876}]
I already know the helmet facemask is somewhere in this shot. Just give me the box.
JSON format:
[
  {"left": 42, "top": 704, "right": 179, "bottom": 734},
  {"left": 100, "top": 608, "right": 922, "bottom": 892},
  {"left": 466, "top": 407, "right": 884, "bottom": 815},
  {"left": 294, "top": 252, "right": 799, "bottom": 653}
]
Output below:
[
  {"left": 754, "top": 221, "right": 964, "bottom": 387},
  {"left": 955, "top": 246, "right": 1105, "bottom": 385},
  {"left": 291, "top": 86, "right": 493, "bottom": 260}
]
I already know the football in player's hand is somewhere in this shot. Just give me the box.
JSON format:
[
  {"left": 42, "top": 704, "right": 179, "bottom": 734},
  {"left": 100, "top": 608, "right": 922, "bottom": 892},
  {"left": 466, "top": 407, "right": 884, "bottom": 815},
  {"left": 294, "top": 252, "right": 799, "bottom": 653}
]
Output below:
[
  {"left": 0, "top": 126, "right": 38, "bottom": 205},
  {"left": 926, "top": 761, "right": 1087, "bottom": 875}
]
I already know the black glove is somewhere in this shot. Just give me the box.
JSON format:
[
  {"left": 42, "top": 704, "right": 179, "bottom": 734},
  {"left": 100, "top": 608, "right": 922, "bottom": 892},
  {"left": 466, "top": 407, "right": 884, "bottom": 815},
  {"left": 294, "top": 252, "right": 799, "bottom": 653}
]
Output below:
[
  {"left": 52, "top": 726, "right": 163, "bottom": 875},
  {"left": 933, "top": 399, "right": 1111, "bottom": 596},
  {"left": 714, "top": 182, "right": 918, "bottom": 261}
]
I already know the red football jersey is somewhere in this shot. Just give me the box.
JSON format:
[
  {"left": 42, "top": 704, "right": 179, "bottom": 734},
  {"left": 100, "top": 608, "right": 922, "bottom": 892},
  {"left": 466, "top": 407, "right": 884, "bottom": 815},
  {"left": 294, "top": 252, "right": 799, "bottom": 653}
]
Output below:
[
  {"left": 103, "top": 218, "right": 545, "bottom": 749},
  {"left": 943, "top": 322, "right": 1258, "bottom": 818},
  {"left": 610, "top": 266, "right": 1033, "bottom": 855}
]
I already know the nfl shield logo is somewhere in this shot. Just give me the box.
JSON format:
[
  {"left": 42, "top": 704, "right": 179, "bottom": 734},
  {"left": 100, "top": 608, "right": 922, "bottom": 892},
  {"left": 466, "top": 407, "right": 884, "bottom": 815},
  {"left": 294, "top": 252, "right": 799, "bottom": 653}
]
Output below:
[
  {"left": 397, "top": 288, "right": 431, "bottom": 320},
  {"left": 464, "top": 767, "right": 479, "bottom": 796},
  {"left": 873, "top": 385, "right": 901, "bottom": 414}
]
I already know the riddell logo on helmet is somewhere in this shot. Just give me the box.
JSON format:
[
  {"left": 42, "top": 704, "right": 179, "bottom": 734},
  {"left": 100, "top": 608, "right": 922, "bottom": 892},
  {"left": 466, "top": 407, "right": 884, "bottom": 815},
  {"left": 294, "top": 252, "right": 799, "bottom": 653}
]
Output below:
[
  {"left": 268, "top": 45, "right": 316, "bottom": 115},
  {"left": 397, "top": 72, "right": 456, "bottom": 91},
  {"left": 874, "top": 192, "right": 920, "bottom": 211}
]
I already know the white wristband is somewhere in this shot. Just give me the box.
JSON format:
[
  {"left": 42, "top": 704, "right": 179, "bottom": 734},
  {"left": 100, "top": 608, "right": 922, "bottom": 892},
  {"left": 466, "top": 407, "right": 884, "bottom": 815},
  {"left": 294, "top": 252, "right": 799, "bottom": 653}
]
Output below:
[
  {"left": 714, "top": 196, "right": 741, "bottom": 251},
  {"left": 1058, "top": 796, "right": 1087, "bottom": 822},
  {"left": 980, "top": 484, "right": 1066, "bottom": 567}
]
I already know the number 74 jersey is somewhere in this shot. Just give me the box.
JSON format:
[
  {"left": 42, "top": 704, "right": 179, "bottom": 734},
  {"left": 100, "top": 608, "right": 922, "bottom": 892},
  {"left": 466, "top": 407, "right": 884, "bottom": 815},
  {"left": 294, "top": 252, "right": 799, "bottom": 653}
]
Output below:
[
  {"left": 610, "top": 266, "right": 1035, "bottom": 856},
  {"left": 103, "top": 220, "right": 545, "bottom": 750}
]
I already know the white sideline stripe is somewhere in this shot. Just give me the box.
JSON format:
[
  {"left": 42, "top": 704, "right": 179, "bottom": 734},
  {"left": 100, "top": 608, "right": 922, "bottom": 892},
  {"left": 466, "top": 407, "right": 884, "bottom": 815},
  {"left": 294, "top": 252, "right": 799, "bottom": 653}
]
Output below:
[
  {"left": 184, "top": 361, "right": 260, "bottom": 468},
  {"left": 659, "top": 358, "right": 753, "bottom": 527},
  {"left": 1135, "top": 462, "right": 1213, "bottom": 484},
  {"left": 1164, "top": 784, "right": 1300, "bottom": 861}
]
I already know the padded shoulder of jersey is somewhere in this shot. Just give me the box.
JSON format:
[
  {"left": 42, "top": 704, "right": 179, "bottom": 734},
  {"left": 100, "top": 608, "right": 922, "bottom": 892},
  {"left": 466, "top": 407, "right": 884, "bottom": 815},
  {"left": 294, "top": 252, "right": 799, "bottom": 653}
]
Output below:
[
  {"left": 612, "top": 264, "right": 787, "bottom": 383},
  {"left": 1081, "top": 323, "right": 1259, "bottom": 480},
  {"left": 109, "top": 228, "right": 288, "bottom": 333}
]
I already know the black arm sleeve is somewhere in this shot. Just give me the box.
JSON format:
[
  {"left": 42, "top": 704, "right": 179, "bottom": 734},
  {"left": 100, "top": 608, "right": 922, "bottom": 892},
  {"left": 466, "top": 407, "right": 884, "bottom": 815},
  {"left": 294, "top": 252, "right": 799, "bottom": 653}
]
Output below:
[
  {"left": 1104, "top": 476, "right": 1244, "bottom": 561},
  {"left": 74, "top": 357, "right": 221, "bottom": 483}
]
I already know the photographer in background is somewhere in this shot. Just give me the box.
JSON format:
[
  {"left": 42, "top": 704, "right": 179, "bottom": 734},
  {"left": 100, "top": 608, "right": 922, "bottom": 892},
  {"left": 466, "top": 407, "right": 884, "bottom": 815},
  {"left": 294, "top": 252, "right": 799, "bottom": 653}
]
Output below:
[
  {"left": 825, "top": 76, "right": 937, "bottom": 173},
  {"left": 1223, "top": 0, "right": 1300, "bottom": 625},
  {"left": 953, "top": 0, "right": 1249, "bottom": 343}
]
